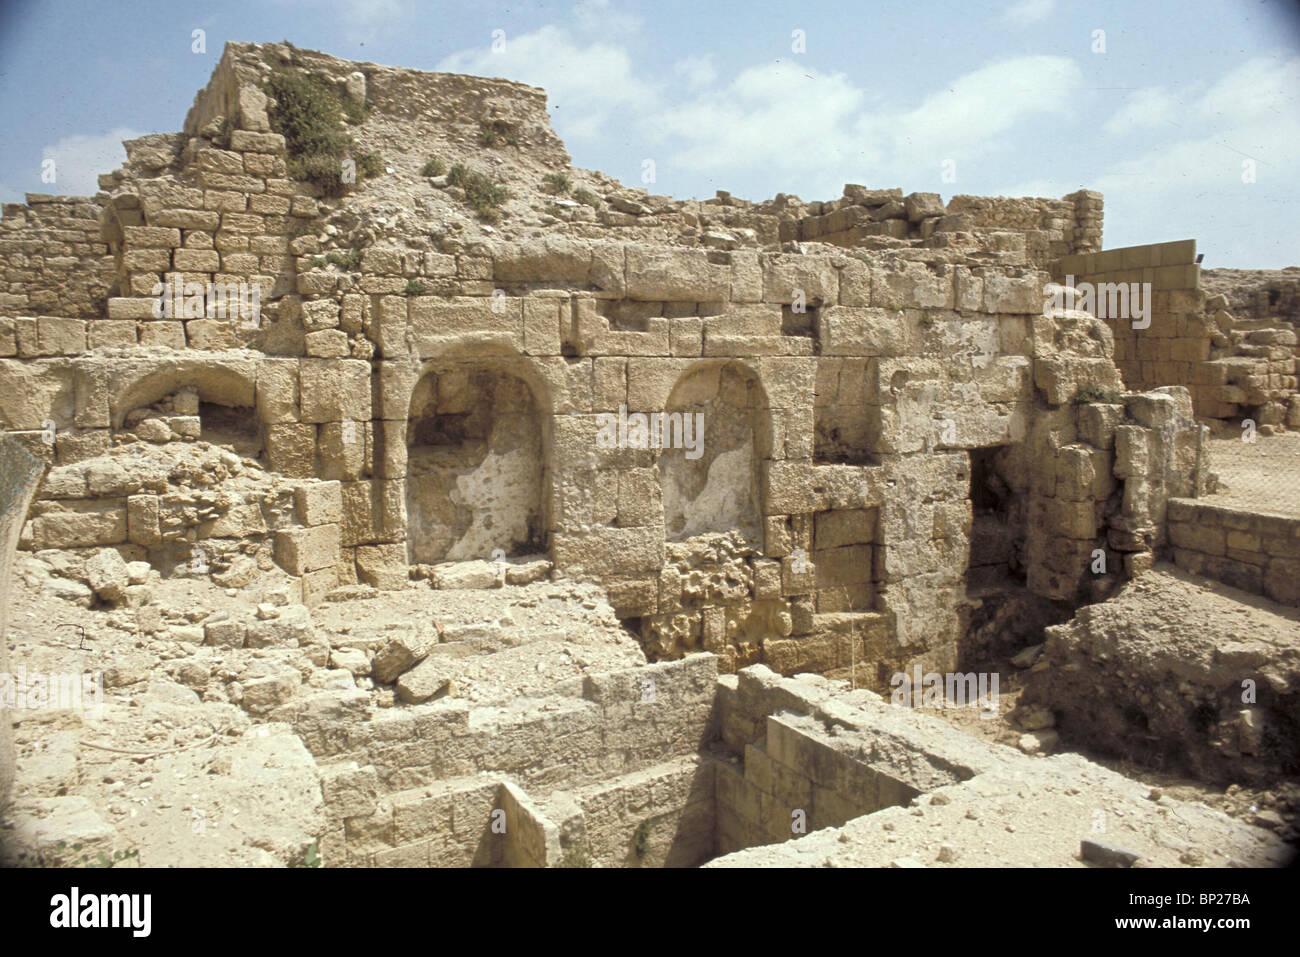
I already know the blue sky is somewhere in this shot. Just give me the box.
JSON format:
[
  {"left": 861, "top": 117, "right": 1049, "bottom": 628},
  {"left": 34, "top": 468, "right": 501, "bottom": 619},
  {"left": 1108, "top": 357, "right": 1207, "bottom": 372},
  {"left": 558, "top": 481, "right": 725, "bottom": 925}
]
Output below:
[{"left": 1, "top": 0, "right": 1297, "bottom": 266}]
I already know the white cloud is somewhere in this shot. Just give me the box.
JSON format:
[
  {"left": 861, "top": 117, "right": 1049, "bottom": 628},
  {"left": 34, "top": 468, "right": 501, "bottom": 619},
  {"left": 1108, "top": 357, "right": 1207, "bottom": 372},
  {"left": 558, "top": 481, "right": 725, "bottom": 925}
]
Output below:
[
  {"left": 647, "top": 61, "right": 873, "bottom": 193},
  {"left": 891, "top": 55, "right": 1082, "bottom": 163},
  {"left": 1196, "top": 54, "right": 1300, "bottom": 122},
  {"left": 645, "top": 54, "right": 1082, "bottom": 197},
  {"left": 571, "top": 0, "right": 642, "bottom": 38},
  {"left": 1003, "top": 0, "right": 1055, "bottom": 26},
  {"left": 997, "top": 178, "right": 1064, "bottom": 198},
  {"left": 40, "top": 128, "right": 139, "bottom": 196},
  {"left": 1096, "top": 55, "right": 1300, "bottom": 195},
  {"left": 1102, "top": 86, "right": 1180, "bottom": 135},
  {"left": 673, "top": 55, "right": 717, "bottom": 90},
  {"left": 271, "top": 0, "right": 409, "bottom": 46}
]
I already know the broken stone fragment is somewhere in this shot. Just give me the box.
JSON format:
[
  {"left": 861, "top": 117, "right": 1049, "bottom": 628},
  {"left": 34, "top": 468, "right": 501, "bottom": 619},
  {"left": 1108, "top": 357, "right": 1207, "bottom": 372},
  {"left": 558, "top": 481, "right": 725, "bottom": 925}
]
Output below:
[
  {"left": 370, "top": 629, "right": 432, "bottom": 683},
  {"left": 431, "top": 560, "right": 501, "bottom": 590},
  {"left": 240, "top": 671, "right": 301, "bottom": 714},
  {"left": 1017, "top": 729, "right": 1059, "bottom": 754},
  {"left": 395, "top": 656, "right": 449, "bottom": 703},
  {"left": 84, "top": 548, "right": 129, "bottom": 602},
  {"left": 329, "top": 647, "right": 370, "bottom": 676},
  {"left": 1014, "top": 704, "right": 1056, "bottom": 731},
  {"left": 608, "top": 195, "right": 651, "bottom": 216},
  {"left": 1080, "top": 839, "right": 1141, "bottom": 867},
  {"left": 245, "top": 604, "right": 312, "bottom": 648}
]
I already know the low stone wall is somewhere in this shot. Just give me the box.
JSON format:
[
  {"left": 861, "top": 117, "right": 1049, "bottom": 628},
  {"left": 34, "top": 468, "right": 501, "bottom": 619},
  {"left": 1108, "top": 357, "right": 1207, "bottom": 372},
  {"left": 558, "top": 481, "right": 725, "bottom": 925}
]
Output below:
[
  {"left": 1167, "top": 499, "right": 1300, "bottom": 605},
  {"left": 306, "top": 654, "right": 719, "bottom": 864},
  {"left": 547, "top": 755, "right": 716, "bottom": 867}
]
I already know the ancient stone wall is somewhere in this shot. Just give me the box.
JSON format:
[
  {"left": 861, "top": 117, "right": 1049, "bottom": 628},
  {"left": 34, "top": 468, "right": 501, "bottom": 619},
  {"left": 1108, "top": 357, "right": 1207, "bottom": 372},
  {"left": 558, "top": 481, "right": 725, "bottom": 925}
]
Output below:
[
  {"left": 1202, "top": 268, "right": 1300, "bottom": 327},
  {"left": 0, "top": 41, "right": 1205, "bottom": 687},
  {"left": 0, "top": 193, "right": 114, "bottom": 319},
  {"left": 1056, "top": 239, "right": 1203, "bottom": 393},
  {"left": 1057, "top": 242, "right": 1300, "bottom": 429}
]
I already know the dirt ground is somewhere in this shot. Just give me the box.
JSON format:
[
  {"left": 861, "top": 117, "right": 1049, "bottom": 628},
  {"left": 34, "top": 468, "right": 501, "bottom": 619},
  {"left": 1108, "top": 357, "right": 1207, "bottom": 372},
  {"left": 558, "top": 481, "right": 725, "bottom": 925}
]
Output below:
[
  {"left": 832, "top": 652, "right": 1300, "bottom": 849},
  {"left": 1204, "top": 430, "right": 1300, "bottom": 518}
]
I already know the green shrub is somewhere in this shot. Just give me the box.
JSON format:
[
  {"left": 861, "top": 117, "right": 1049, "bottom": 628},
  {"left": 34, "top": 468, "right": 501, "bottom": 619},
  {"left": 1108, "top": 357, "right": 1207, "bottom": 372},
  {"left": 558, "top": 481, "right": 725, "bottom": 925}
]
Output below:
[
  {"left": 1074, "top": 384, "right": 1125, "bottom": 405},
  {"left": 572, "top": 187, "right": 601, "bottom": 208},
  {"left": 421, "top": 156, "right": 447, "bottom": 177},
  {"left": 447, "top": 163, "right": 510, "bottom": 220},
  {"left": 557, "top": 845, "right": 593, "bottom": 867},
  {"left": 265, "top": 70, "right": 348, "bottom": 161},
  {"left": 355, "top": 151, "right": 385, "bottom": 179},
  {"left": 542, "top": 171, "right": 571, "bottom": 194},
  {"left": 633, "top": 820, "right": 651, "bottom": 857},
  {"left": 266, "top": 69, "right": 355, "bottom": 195},
  {"left": 405, "top": 279, "right": 426, "bottom": 296},
  {"left": 326, "top": 248, "right": 362, "bottom": 270},
  {"left": 341, "top": 92, "right": 368, "bottom": 125},
  {"left": 289, "top": 841, "right": 321, "bottom": 868},
  {"left": 287, "top": 152, "right": 346, "bottom": 196},
  {"left": 479, "top": 119, "right": 519, "bottom": 147}
]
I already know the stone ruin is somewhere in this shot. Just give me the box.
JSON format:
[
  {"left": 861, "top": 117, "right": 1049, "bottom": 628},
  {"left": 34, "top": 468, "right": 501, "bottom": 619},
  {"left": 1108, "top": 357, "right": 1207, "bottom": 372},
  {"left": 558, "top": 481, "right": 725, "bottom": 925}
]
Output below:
[{"left": 0, "top": 42, "right": 1295, "bottom": 868}]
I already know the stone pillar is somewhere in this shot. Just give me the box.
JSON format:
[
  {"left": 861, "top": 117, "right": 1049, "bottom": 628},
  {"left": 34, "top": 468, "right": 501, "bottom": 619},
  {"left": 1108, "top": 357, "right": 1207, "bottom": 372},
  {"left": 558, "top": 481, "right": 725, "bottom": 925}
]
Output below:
[
  {"left": 1065, "top": 189, "right": 1104, "bottom": 255},
  {"left": 0, "top": 436, "right": 44, "bottom": 808}
]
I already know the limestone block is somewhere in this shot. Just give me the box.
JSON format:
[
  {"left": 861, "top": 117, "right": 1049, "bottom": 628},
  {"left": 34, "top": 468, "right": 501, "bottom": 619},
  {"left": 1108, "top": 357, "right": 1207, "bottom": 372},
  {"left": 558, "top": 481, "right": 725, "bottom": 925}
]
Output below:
[
  {"left": 0, "top": 359, "right": 73, "bottom": 431},
  {"left": 356, "top": 543, "right": 409, "bottom": 591},
  {"left": 274, "top": 524, "right": 341, "bottom": 575},
  {"left": 32, "top": 504, "right": 126, "bottom": 548},
  {"left": 589, "top": 243, "right": 627, "bottom": 297},
  {"left": 229, "top": 130, "right": 286, "bottom": 153},
  {"left": 1034, "top": 356, "right": 1122, "bottom": 406},
  {"left": 408, "top": 296, "right": 523, "bottom": 356},
  {"left": 266, "top": 423, "right": 317, "bottom": 478},
  {"left": 552, "top": 527, "right": 665, "bottom": 576},
  {"left": 523, "top": 298, "right": 562, "bottom": 355},
  {"left": 730, "top": 250, "right": 762, "bottom": 303},
  {"left": 1077, "top": 402, "right": 1123, "bottom": 449},
  {"left": 1113, "top": 426, "right": 1150, "bottom": 479},
  {"left": 904, "top": 192, "right": 945, "bottom": 222},
  {"left": 983, "top": 271, "right": 1045, "bottom": 314},
  {"left": 818, "top": 305, "right": 911, "bottom": 357},
  {"left": 762, "top": 254, "right": 838, "bottom": 305},
  {"left": 299, "top": 359, "right": 371, "bottom": 423},
  {"left": 626, "top": 246, "right": 729, "bottom": 301},
  {"left": 625, "top": 357, "right": 696, "bottom": 409},
  {"left": 493, "top": 237, "right": 591, "bottom": 282},
  {"left": 294, "top": 481, "right": 344, "bottom": 526},
  {"left": 871, "top": 260, "right": 954, "bottom": 310},
  {"left": 173, "top": 249, "right": 221, "bottom": 272},
  {"left": 317, "top": 421, "right": 368, "bottom": 481},
  {"left": 256, "top": 358, "right": 300, "bottom": 424},
  {"left": 38, "top": 317, "right": 87, "bottom": 355},
  {"left": 617, "top": 469, "right": 663, "bottom": 527},
  {"left": 838, "top": 258, "right": 871, "bottom": 306}
]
